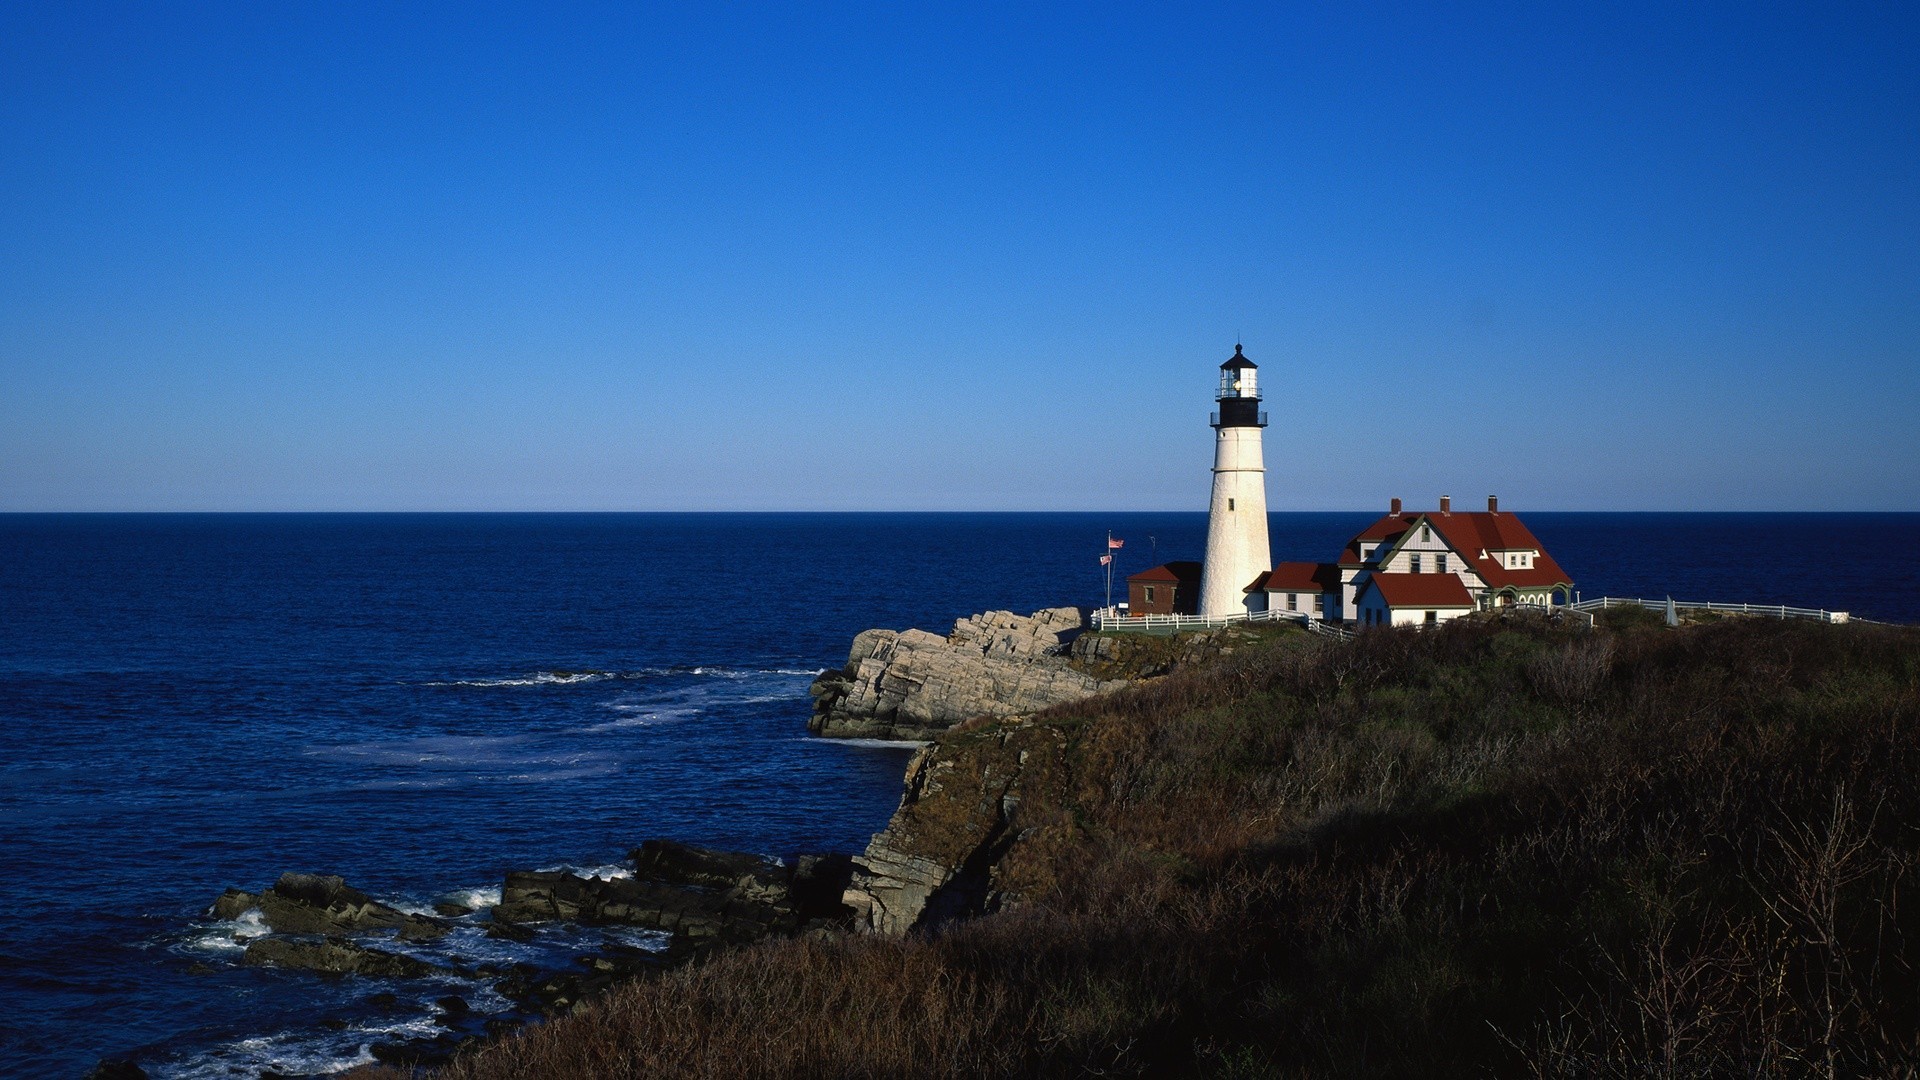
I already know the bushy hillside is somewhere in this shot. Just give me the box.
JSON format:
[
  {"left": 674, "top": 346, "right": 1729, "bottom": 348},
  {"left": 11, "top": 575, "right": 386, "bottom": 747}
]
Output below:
[{"left": 365, "top": 611, "right": 1920, "bottom": 1078}]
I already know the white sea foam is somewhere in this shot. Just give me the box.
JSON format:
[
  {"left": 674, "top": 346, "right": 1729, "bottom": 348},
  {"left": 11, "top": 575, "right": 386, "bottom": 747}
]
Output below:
[
  {"left": 426, "top": 666, "right": 819, "bottom": 688},
  {"left": 597, "top": 925, "right": 672, "bottom": 952},
  {"left": 539, "top": 861, "right": 631, "bottom": 881},
  {"left": 178, "top": 907, "right": 271, "bottom": 955},
  {"left": 802, "top": 736, "right": 929, "bottom": 749},
  {"left": 428, "top": 671, "right": 615, "bottom": 687}
]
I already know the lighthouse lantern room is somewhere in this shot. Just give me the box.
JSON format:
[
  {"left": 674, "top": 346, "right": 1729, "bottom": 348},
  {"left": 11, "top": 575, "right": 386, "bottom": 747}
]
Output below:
[{"left": 1197, "top": 345, "right": 1273, "bottom": 618}]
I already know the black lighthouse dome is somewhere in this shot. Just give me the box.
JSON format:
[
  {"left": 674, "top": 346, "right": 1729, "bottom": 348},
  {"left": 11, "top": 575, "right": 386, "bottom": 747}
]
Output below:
[{"left": 1212, "top": 344, "right": 1266, "bottom": 428}]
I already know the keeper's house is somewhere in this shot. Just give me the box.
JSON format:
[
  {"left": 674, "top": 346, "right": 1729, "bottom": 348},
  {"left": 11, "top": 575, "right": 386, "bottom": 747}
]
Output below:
[{"left": 1245, "top": 495, "right": 1575, "bottom": 627}]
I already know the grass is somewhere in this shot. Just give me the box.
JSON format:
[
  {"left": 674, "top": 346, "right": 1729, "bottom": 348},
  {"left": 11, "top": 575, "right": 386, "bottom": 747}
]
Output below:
[{"left": 358, "top": 613, "right": 1920, "bottom": 1078}]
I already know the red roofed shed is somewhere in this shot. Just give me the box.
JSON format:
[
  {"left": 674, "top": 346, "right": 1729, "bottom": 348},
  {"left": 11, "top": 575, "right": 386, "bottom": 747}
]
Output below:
[{"left": 1128, "top": 561, "right": 1201, "bottom": 615}]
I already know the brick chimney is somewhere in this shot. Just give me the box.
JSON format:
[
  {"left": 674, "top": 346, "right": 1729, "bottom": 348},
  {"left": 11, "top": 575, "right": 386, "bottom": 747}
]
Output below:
[
  {"left": 1440, "top": 495, "right": 1451, "bottom": 515},
  {"left": 1390, "top": 497, "right": 1402, "bottom": 515},
  {"left": 1488, "top": 494, "right": 1499, "bottom": 514}
]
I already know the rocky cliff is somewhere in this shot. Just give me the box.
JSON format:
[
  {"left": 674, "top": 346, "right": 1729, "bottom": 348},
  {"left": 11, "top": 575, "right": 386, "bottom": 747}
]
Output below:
[
  {"left": 840, "top": 621, "right": 1287, "bottom": 933},
  {"left": 808, "top": 607, "right": 1247, "bottom": 741},
  {"left": 842, "top": 722, "right": 1075, "bottom": 934}
]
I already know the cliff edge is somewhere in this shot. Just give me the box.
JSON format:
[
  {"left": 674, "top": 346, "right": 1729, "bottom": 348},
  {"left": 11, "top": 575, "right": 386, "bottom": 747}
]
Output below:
[{"left": 807, "top": 607, "right": 1249, "bottom": 741}]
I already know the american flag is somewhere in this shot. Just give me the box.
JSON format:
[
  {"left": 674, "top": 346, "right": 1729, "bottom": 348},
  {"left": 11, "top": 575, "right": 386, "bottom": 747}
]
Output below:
[
  {"left": 1108, "top": 537, "right": 1125, "bottom": 549},
  {"left": 1099, "top": 554, "right": 1112, "bottom": 566}
]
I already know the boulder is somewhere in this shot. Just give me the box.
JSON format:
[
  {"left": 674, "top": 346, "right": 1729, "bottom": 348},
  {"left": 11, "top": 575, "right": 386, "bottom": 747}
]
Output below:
[
  {"left": 251, "top": 873, "right": 449, "bottom": 941},
  {"left": 209, "top": 889, "right": 256, "bottom": 921}
]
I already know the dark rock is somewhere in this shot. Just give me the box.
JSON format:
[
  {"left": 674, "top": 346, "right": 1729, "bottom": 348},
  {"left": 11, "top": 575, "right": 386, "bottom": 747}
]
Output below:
[
  {"left": 209, "top": 889, "right": 256, "bottom": 921},
  {"left": 493, "top": 866, "right": 797, "bottom": 943},
  {"left": 245, "top": 872, "right": 450, "bottom": 941},
  {"left": 485, "top": 920, "right": 536, "bottom": 943},
  {"left": 368, "top": 1039, "right": 456, "bottom": 1069},
  {"left": 433, "top": 899, "right": 475, "bottom": 917},
  {"left": 790, "top": 853, "right": 855, "bottom": 922},
  {"left": 83, "top": 1059, "right": 147, "bottom": 1080},
  {"left": 629, "top": 839, "right": 782, "bottom": 889},
  {"left": 435, "top": 994, "right": 471, "bottom": 1019},
  {"left": 242, "top": 936, "right": 443, "bottom": 978},
  {"left": 366, "top": 991, "right": 400, "bottom": 1008}
]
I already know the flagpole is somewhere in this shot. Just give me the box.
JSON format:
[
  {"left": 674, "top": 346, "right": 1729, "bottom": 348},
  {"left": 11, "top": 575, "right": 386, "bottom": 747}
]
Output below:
[{"left": 1104, "top": 530, "right": 1113, "bottom": 613}]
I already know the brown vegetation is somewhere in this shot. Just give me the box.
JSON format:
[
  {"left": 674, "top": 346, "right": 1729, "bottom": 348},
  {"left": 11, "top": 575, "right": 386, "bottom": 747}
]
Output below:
[{"left": 363, "top": 613, "right": 1920, "bottom": 1078}]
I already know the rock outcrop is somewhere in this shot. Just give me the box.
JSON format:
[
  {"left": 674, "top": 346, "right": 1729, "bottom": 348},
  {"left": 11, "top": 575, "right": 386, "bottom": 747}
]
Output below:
[
  {"left": 214, "top": 872, "right": 449, "bottom": 941},
  {"left": 243, "top": 936, "right": 445, "bottom": 978},
  {"left": 808, "top": 608, "right": 1126, "bottom": 740},
  {"left": 844, "top": 722, "right": 1075, "bottom": 935},
  {"left": 810, "top": 608, "right": 1277, "bottom": 741},
  {"left": 840, "top": 621, "right": 1290, "bottom": 933},
  {"left": 492, "top": 840, "right": 853, "bottom": 945}
]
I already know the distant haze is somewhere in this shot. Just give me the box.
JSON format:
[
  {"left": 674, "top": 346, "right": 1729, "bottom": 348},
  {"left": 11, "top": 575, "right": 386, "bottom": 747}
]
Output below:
[{"left": 1, "top": 4, "right": 1915, "bottom": 511}]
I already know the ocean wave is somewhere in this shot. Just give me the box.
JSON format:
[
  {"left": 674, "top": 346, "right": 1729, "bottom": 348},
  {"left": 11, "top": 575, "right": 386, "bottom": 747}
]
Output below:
[
  {"left": 151, "top": 1013, "right": 445, "bottom": 1079},
  {"left": 426, "top": 666, "right": 823, "bottom": 688},
  {"left": 176, "top": 907, "right": 271, "bottom": 955},
  {"left": 426, "top": 671, "right": 615, "bottom": 687}
]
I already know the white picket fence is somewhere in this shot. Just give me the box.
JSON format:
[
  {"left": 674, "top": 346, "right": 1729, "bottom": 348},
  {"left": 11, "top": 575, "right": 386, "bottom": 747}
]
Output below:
[
  {"left": 1091, "top": 596, "right": 1863, "bottom": 643},
  {"left": 1571, "top": 597, "right": 1852, "bottom": 624},
  {"left": 1090, "top": 606, "right": 1355, "bottom": 640}
]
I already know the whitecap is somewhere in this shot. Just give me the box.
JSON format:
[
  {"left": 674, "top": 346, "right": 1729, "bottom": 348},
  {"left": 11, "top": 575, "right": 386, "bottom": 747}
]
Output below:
[
  {"left": 177, "top": 907, "right": 271, "bottom": 955},
  {"left": 426, "top": 671, "right": 615, "bottom": 687}
]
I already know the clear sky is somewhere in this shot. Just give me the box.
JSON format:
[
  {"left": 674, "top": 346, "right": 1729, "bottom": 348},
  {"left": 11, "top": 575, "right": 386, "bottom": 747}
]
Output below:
[{"left": 1, "top": 3, "right": 1914, "bottom": 511}]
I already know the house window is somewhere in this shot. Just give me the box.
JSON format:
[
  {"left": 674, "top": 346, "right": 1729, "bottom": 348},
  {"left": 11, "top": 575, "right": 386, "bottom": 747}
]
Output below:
[
  {"left": 1313, "top": 595, "right": 1323, "bottom": 613},
  {"left": 1144, "top": 586, "right": 1155, "bottom": 603},
  {"left": 1437, "top": 553, "right": 1448, "bottom": 573},
  {"left": 1425, "top": 611, "right": 1437, "bottom": 625},
  {"left": 1287, "top": 592, "right": 1297, "bottom": 610},
  {"left": 1410, "top": 554, "right": 1423, "bottom": 574}
]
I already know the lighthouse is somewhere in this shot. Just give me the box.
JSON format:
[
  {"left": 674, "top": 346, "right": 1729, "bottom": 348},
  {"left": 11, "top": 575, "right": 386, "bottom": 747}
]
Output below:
[{"left": 1197, "top": 345, "right": 1272, "bottom": 618}]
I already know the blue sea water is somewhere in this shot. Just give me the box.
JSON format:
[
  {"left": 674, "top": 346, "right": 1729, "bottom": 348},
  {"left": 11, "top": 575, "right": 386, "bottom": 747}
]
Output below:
[{"left": 0, "top": 511, "right": 1914, "bottom": 1078}]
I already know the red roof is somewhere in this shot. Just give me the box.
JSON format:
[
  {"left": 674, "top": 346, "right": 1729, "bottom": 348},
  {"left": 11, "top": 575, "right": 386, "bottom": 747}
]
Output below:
[
  {"left": 1340, "top": 514, "right": 1417, "bottom": 566},
  {"left": 1246, "top": 561, "right": 1341, "bottom": 593},
  {"left": 1128, "top": 561, "right": 1201, "bottom": 585},
  {"left": 1339, "top": 510, "right": 1573, "bottom": 589},
  {"left": 1360, "top": 572, "right": 1476, "bottom": 608}
]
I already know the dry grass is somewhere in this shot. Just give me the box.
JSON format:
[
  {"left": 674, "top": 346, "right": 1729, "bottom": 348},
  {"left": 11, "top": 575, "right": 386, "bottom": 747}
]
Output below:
[{"left": 358, "top": 616, "right": 1920, "bottom": 1078}]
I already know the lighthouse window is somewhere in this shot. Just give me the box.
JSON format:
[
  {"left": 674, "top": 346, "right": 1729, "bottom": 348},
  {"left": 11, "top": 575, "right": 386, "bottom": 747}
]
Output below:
[{"left": 1228, "top": 498, "right": 1235, "bottom": 511}]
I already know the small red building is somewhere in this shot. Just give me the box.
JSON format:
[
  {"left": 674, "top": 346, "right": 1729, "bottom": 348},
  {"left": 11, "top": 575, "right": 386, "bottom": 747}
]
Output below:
[{"left": 1128, "top": 561, "right": 1202, "bottom": 615}]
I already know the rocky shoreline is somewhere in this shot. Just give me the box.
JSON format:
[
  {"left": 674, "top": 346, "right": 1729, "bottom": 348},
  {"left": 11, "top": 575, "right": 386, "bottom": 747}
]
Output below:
[
  {"left": 158, "top": 841, "right": 860, "bottom": 1074},
  {"left": 106, "top": 609, "right": 1263, "bottom": 1077}
]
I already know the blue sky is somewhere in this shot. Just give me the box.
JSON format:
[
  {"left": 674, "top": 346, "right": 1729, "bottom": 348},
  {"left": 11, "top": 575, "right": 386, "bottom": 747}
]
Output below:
[{"left": 2, "top": 3, "right": 1914, "bottom": 511}]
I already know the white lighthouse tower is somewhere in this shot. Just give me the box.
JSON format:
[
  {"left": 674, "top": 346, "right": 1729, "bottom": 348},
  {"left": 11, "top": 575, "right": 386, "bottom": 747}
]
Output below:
[{"left": 1197, "top": 345, "right": 1272, "bottom": 618}]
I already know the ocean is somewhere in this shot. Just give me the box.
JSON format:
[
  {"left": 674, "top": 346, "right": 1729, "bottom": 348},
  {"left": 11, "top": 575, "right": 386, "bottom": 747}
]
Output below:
[{"left": 1, "top": 511, "right": 1914, "bottom": 1078}]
